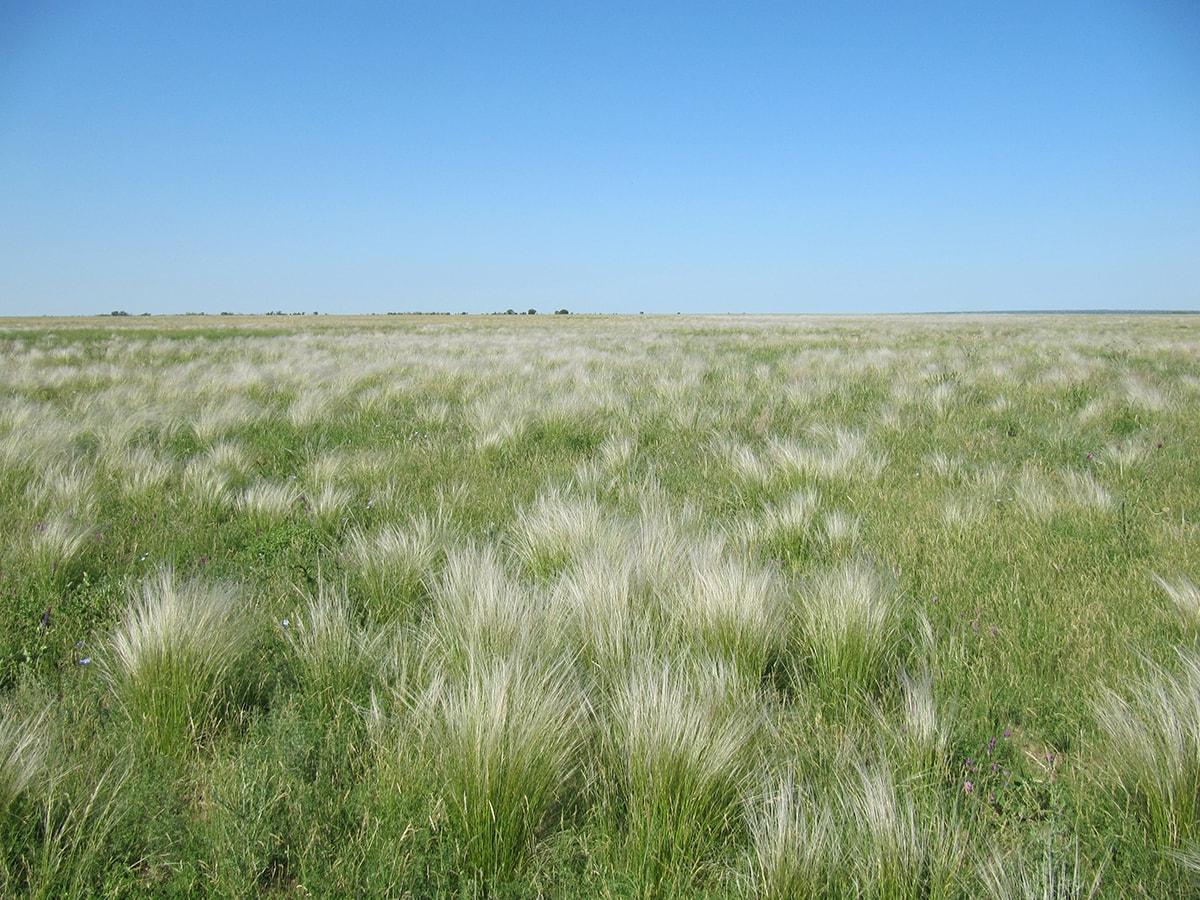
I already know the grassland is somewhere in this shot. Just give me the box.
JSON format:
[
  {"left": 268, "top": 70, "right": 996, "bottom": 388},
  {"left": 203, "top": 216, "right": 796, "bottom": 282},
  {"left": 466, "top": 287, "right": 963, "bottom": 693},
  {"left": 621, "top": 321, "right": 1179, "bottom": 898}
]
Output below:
[{"left": 0, "top": 312, "right": 1197, "bottom": 897}]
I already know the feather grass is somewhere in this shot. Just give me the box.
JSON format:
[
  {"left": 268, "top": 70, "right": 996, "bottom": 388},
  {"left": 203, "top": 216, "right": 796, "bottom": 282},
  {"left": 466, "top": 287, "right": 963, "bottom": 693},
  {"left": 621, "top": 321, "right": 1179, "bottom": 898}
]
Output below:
[{"left": 102, "top": 569, "right": 258, "bottom": 757}]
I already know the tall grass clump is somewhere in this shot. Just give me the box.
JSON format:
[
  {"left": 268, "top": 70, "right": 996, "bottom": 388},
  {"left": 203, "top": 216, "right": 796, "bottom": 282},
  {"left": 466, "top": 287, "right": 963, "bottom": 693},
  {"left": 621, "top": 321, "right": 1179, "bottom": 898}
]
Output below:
[
  {"left": 604, "top": 655, "right": 760, "bottom": 895},
  {"left": 976, "top": 840, "right": 1104, "bottom": 900},
  {"left": 27, "top": 515, "right": 93, "bottom": 582},
  {"left": 1153, "top": 573, "right": 1200, "bottom": 633},
  {"left": 748, "top": 764, "right": 963, "bottom": 898},
  {"left": 417, "top": 654, "right": 589, "bottom": 887},
  {"left": 304, "top": 482, "right": 354, "bottom": 528},
  {"left": 1060, "top": 468, "right": 1114, "bottom": 513},
  {"left": 102, "top": 568, "right": 259, "bottom": 757},
  {"left": 767, "top": 427, "right": 886, "bottom": 483},
  {"left": 1094, "top": 649, "right": 1200, "bottom": 847},
  {"left": 553, "top": 544, "right": 636, "bottom": 686},
  {"left": 665, "top": 543, "right": 786, "bottom": 679},
  {"left": 819, "top": 509, "right": 861, "bottom": 557},
  {"left": 626, "top": 489, "right": 704, "bottom": 615},
  {"left": 237, "top": 479, "right": 301, "bottom": 525},
  {"left": 346, "top": 509, "right": 452, "bottom": 622},
  {"left": 508, "top": 489, "right": 603, "bottom": 579},
  {"left": 850, "top": 765, "right": 962, "bottom": 898},
  {"left": 741, "top": 489, "right": 818, "bottom": 566},
  {"left": 0, "top": 704, "right": 48, "bottom": 819},
  {"left": 893, "top": 665, "right": 951, "bottom": 777},
  {"left": 428, "top": 543, "right": 559, "bottom": 668},
  {"left": 794, "top": 558, "right": 905, "bottom": 697},
  {"left": 746, "top": 771, "right": 839, "bottom": 898},
  {"left": 283, "top": 584, "right": 390, "bottom": 713}
]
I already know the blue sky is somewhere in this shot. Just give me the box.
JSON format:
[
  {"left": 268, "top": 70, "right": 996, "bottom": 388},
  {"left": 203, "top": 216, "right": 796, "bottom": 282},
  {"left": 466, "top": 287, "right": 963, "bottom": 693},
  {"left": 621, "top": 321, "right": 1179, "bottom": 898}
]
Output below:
[{"left": 2, "top": 1, "right": 1198, "bottom": 315}]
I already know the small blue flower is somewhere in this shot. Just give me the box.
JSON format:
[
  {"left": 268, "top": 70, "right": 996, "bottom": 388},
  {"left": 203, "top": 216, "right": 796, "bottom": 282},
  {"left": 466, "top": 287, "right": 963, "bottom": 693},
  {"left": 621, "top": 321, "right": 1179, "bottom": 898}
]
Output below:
[{"left": 78, "top": 657, "right": 91, "bottom": 665}]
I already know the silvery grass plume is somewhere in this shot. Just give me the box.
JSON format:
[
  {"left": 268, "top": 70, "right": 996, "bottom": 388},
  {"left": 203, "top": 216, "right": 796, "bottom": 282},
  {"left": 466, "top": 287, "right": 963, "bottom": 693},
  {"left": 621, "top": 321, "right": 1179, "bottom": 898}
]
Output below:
[
  {"left": 28, "top": 515, "right": 93, "bottom": 575},
  {"left": 24, "top": 462, "right": 96, "bottom": 518},
  {"left": 1098, "top": 440, "right": 1149, "bottom": 479},
  {"left": 508, "top": 488, "right": 603, "bottom": 579},
  {"left": 417, "top": 653, "right": 589, "bottom": 885},
  {"left": 287, "top": 388, "right": 336, "bottom": 429},
  {"left": 180, "top": 460, "right": 234, "bottom": 512},
  {"left": 191, "top": 396, "right": 267, "bottom": 446},
  {"left": 107, "top": 445, "right": 174, "bottom": 499},
  {"left": 102, "top": 569, "right": 258, "bottom": 757},
  {"left": 848, "top": 765, "right": 964, "bottom": 899},
  {"left": 891, "top": 664, "right": 951, "bottom": 777},
  {"left": 746, "top": 770, "right": 839, "bottom": 899},
  {"left": 768, "top": 427, "right": 887, "bottom": 484},
  {"left": 940, "top": 493, "right": 989, "bottom": 530},
  {"left": 597, "top": 432, "right": 638, "bottom": 471},
  {"left": 1058, "top": 468, "right": 1113, "bottom": 512},
  {"left": 662, "top": 540, "right": 786, "bottom": 680},
  {"left": 976, "top": 840, "right": 1104, "bottom": 900},
  {"left": 605, "top": 654, "right": 761, "bottom": 895},
  {"left": 739, "top": 489, "right": 819, "bottom": 557},
  {"left": 1094, "top": 649, "right": 1200, "bottom": 847},
  {"left": 237, "top": 479, "right": 302, "bottom": 524},
  {"left": 0, "top": 399, "right": 69, "bottom": 476},
  {"left": 284, "top": 584, "right": 391, "bottom": 712},
  {"left": 819, "top": 509, "right": 861, "bottom": 557},
  {"left": 795, "top": 558, "right": 905, "bottom": 695},
  {"left": 303, "top": 446, "right": 355, "bottom": 488},
  {"left": 626, "top": 489, "right": 705, "bottom": 619},
  {"left": 428, "top": 543, "right": 561, "bottom": 669},
  {"left": 1122, "top": 374, "right": 1170, "bottom": 413},
  {"left": 467, "top": 389, "right": 528, "bottom": 452},
  {"left": 1152, "top": 573, "right": 1200, "bottom": 633},
  {"left": 0, "top": 703, "right": 49, "bottom": 816},
  {"left": 1015, "top": 466, "right": 1056, "bottom": 522},
  {"left": 346, "top": 511, "right": 452, "bottom": 622},
  {"left": 714, "top": 435, "right": 776, "bottom": 489},
  {"left": 551, "top": 544, "right": 637, "bottom": 689},
  {"left": 925, "top": 452, "right": 966, "bottom": 484}
]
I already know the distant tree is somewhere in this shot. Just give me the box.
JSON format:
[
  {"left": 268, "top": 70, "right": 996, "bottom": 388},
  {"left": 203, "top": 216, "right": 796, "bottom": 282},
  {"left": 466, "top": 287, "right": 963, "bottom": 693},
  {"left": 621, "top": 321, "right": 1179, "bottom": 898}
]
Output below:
[
  {"left": 109, "top": 310, "right": 129, "bottom": 316},
  {"left": 554, "top": 308, "right": 570, "bottom": 315},
  {"left": 506, "top": 309, "right": 516, "bottom": 315},
  {"left": 528, "top": 308, "right": 537, "bottom": 315}
]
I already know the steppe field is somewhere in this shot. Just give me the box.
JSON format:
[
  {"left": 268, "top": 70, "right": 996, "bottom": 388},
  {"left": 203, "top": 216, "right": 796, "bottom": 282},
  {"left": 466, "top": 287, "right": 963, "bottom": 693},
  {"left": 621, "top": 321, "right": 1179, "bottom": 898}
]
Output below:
[{"left": 1, "top": 312, "right": 1199, "bottom": 898}]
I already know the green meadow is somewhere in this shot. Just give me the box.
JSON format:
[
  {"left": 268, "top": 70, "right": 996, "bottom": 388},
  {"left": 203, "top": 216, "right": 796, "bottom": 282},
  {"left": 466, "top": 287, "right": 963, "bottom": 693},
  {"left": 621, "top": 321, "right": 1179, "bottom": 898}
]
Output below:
[{"left": 0, "top": 312, "right": 1197, "bottom": 897}]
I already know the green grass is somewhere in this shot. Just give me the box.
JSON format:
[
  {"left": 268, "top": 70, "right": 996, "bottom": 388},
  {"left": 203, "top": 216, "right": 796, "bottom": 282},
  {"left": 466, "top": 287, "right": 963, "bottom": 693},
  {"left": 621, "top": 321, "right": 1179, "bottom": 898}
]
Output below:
[{"left": 0, "top": 312, "right": 1197, "bottom": 895}]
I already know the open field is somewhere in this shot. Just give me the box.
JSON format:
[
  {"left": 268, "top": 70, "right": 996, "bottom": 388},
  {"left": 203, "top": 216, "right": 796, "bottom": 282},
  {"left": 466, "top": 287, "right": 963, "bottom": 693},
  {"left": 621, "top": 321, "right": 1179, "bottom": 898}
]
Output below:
[{"left": 0, "top": 312, "right": 1198, "bottom": 897}]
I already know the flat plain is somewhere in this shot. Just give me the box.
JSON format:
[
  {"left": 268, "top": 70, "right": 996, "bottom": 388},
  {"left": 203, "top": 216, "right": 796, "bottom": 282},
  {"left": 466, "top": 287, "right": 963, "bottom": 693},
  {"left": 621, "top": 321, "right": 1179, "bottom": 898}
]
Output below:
[{"left": 1, "top": 312, "right": 1198, "bottom": 897}]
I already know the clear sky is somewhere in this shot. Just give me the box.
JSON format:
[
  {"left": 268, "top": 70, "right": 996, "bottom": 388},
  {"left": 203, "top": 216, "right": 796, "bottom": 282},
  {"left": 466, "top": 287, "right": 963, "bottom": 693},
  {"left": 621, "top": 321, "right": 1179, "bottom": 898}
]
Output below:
[{"left": 2, "top": 1, "right": 1198, "bottom": 316}]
